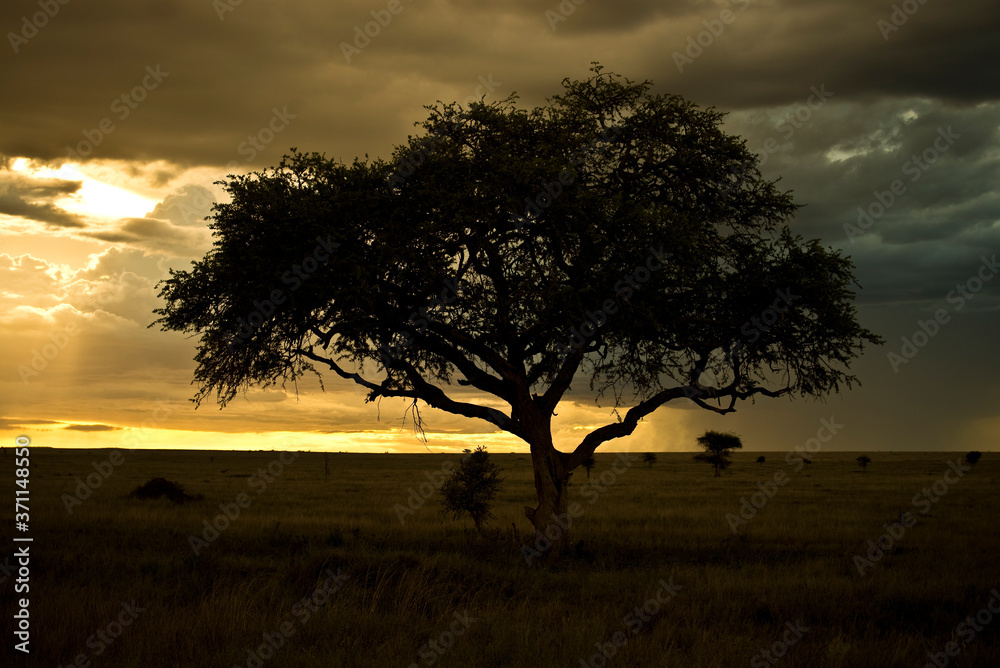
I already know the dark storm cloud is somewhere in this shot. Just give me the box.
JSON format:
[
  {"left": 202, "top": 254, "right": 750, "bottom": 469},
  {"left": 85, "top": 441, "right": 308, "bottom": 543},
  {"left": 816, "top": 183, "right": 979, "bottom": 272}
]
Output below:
[
  {"left": 2, "top": 0, "right": 999, "bottom": 167},
  {"left": 454, "top": 0, "right": 692, "bottom": 33},
  {"left": 717, "top": 96, "right": 1000, "bottom": 308},
  {"left": 647, "top": 0, "right": 1000, "bottom": 108}
]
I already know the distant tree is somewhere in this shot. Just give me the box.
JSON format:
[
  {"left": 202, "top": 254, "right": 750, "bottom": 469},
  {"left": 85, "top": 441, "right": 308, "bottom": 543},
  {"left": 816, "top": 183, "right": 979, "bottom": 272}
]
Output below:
[
  {"left": 463, "top": 448, "right": 472, "bottom": 454},
  {"left": 694, "top": 431, "right": 743, "bottom": 476},
  {"left": 643, "top": 452, "right": 658, "bottom": 468},
  {"left": 756, "top": 455, "right": 766, "bottom": 468},
  {"left": 439, "top": 446, "right": 505, "bottom": 535},
  {"left": 582, "top": 454, "right": 596, "bottom": 479},
  {"left": 152, "top": 65, "right": 881, "bottom": 556},
  {"left": 856, "top": 455, "right": 871, "bottom": 472},
  {"left": 966, "top": 451, "right": 982, "bottom": 467}
]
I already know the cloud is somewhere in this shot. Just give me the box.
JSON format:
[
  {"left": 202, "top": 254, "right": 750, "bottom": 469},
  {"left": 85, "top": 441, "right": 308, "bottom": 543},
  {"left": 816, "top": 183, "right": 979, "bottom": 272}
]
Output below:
[
  {"left": 0, "top": 249, "right": 167, "bottom": 328},
  {"left": 0, "top": 418, "right": 62, "bottom": 430},
  {"left": 87, "top": 216, "right": 211, "bottom": 256},
  {"left": 146, "top": 184, "right": 215, "bottom": 227},
  {"left": 719, "top": 97, "right": 1000, "bottom": 308},
  {"left": 0, "top": 170, "right": 82, "bottom": 197},
  {"left": 78, "top": 183, "right": 215, "bottom": 255},
  {"left": 2, "top": 1, "right": 996, "bottom": 168},
  {"left": 63, "top": 423, "right": 123, "bottom": 431},
  {"left": 1, "top": 0, "right": 999, "bottom": 453},
  {"left": 0, "top": 170, "right": 86, "bottom": 228},
  {"left": 0, "top": 253, "right": 63, "bottom": 312}
]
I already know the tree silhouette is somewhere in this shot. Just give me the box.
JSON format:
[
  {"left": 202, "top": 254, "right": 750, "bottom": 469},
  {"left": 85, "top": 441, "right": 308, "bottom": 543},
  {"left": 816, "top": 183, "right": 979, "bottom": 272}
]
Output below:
[
  {"left": 965, "top": 451, "right": 982, "bottom": 467},
  {"left": 439, "top": 446, "right": 505, "bottom": 535},
  {"left": 643, "top": 452, "right": 658, "bottom": 468},
  {"left": 856, "top": 455, "right": 871, "bottom": 472},
  {"left": 153, "top": 65, "right": 881, "bottom": 556},
  {"left": 582, "top": 454, "right": 596, "bottom": 479},
  {"left": 693, "top": 430, "right": 743, "bottom": 476},
  {"left": 756, "top": 455, "right": 766, "bottom": 468}
]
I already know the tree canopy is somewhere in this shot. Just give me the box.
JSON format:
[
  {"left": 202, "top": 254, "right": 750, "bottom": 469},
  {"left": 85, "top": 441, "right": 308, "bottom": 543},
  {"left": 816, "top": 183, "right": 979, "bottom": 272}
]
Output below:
[
  {"left": 154, "top": 65, "right": 881, "bottom": 551},
  {"left": 693, "top": 430, "right": 743, "bottom": 476}
]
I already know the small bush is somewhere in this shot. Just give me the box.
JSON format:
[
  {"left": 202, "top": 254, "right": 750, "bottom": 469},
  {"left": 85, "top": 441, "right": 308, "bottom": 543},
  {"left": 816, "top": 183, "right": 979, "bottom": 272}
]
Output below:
[
  {"left": 439, "top": 446, "right": 505, "bottom": 535},
  {"left": 128, "top": 478, "right": 199, "bottom": 504}
]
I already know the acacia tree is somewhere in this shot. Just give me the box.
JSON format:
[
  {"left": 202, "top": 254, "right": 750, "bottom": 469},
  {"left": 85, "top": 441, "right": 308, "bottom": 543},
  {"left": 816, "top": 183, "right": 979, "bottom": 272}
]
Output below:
[
  {"left": 693, "top": 430, "right": 743, "bottom": 477},
  {"left": 154, "top": 65, "right": 880, "bottom": 556}
]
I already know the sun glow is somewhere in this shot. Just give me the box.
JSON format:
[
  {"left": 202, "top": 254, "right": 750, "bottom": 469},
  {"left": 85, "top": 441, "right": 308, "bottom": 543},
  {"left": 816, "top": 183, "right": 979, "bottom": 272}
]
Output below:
[
  {"left": 68, "top": 179, "right": 157, "bottom": 219},
  {"left": 10, "top": 158, "right": 158, "bottom": 221}
]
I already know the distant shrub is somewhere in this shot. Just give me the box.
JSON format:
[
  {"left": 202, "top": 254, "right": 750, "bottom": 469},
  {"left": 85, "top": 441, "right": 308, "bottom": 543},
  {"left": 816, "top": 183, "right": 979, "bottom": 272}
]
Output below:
[
  {"left": 643, "top": 452, "right": 658, "bottom": 468},
  {"left": 966, "top": 451, "right": 982, "bottom": 466},
  {"left": 129, "top": 478, "right": 199, "bottom": 504},
  {"left": 756, "top": 455, "right": 766, "bottom": 468},
  {"left": 856, "top": 455, "right": 871, "bottom": 472},
  {"left": 439, "top": 446, "right": 505, "bottom": 535}
]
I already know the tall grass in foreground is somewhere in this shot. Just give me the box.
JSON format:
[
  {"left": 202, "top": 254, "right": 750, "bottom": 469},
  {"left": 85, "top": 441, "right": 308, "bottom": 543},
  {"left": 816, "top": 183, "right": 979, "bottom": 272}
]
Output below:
[{"left": 2, "top": 449, "right": 998, "bottom": 667}]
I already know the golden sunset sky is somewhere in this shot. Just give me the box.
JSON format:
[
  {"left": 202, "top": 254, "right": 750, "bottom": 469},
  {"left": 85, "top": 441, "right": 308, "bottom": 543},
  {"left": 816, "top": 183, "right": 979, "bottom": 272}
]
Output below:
[{"left": 2, "top": 0, "right": 999, "bottom": 454}]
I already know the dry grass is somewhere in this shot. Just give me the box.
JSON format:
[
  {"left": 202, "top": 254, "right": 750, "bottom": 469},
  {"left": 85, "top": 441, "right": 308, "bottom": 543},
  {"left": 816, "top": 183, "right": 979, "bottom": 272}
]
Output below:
[{"left": 2, "top": 448, "right": 998, "bottom": 667}]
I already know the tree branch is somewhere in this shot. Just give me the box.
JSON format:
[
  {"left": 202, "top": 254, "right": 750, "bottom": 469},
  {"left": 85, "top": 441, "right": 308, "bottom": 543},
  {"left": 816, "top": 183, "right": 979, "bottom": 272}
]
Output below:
[
  {"left": 300, "top": 346, "right": 519, "bottom": 436},
  {"left": 565, "top": 381, "right": 792, "bottom": 470},
  {"left": 298, "top": 347, "right": 419, "bottom": 400},
  {"left": 394, "top": 357, "right": 521, "bottom": 436}
]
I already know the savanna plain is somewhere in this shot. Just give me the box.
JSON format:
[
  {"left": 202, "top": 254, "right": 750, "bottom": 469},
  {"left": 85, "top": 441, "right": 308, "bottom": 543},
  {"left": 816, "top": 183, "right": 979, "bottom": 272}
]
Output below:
[{"left": 2, "top": 447, "right": 998, "bottom": 667}]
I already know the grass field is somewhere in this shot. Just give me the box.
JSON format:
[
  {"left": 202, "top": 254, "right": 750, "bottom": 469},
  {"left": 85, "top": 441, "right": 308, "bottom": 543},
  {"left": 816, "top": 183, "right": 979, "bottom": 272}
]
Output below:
[{"left": 2, "top": 447, "right": 998, "bottom": 667}]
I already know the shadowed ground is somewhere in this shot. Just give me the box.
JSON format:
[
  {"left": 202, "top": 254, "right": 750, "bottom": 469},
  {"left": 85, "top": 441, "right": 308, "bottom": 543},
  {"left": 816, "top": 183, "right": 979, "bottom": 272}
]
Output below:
[{"left": 3, "top": 448, "right": 998, "bottom": 667}]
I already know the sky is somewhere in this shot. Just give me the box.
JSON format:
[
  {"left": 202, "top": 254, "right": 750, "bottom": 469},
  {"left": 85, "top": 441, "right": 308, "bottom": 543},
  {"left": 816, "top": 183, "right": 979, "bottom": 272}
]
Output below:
[{"left": 1, "top": 0, "right": 999, "bottom": 455}]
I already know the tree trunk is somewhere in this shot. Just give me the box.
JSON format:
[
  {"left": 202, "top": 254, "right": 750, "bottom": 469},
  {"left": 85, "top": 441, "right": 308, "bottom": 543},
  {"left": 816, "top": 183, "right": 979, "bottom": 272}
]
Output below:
[{"left": 519, "top": 412, "right": 573, "bottom": 565}]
